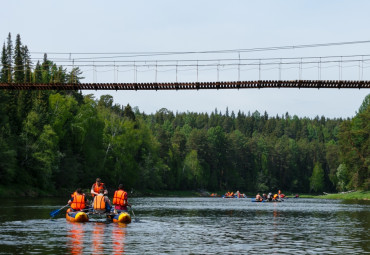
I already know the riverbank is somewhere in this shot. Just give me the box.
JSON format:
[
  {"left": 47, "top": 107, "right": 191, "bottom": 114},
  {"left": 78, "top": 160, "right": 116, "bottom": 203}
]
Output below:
[
  {"left": 0, "top": 185, "right": 73, "bottom": 198},
  {"left": 1, "top": 185, "right": 369, "bottom": 200},
  {"left": 136, "top": 190, "right": 370, "bottom": 200},
  {"left": 316, "top": 191, "right": 370, "bottom": 200}
]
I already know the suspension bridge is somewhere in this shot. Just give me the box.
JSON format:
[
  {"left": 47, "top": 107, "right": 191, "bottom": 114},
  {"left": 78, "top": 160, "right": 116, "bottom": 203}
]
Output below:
[{"left": 0, "top": 80, "right": 369, "bottom": 90}]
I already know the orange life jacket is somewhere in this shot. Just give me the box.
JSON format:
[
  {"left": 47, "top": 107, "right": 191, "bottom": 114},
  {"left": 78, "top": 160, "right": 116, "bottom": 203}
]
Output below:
[
  {"left": 71, "top": 194, "right": 86, "bottom": 210},
  {"left": 113, "top": 190, "right": 127, "bottom": 206},
  {"left": 92, "top": 183, "right": 105, "bottom": 197},
  {"left": 94, "top": 194, "right": 106, "bottom": 210}
]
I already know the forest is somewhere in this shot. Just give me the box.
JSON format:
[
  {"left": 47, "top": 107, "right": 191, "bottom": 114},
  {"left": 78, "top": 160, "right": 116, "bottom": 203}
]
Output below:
[{"left": 0, "top": 33, "right": 369, "bottom": 196}]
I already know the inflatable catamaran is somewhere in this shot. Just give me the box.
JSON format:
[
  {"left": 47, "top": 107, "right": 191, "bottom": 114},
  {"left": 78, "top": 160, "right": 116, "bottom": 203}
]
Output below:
[{"left": 66, "top": 208, "right": 131, "bottom": 223}]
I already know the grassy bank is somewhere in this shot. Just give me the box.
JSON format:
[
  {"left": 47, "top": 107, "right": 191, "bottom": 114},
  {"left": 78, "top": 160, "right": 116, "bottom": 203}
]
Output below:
[{"left": 316, "top": 191, "right": 370, "bottom": 200}]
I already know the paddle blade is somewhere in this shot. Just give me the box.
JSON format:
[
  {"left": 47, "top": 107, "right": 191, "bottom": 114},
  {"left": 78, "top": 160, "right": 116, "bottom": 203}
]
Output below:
[
  {"left": 50, "top": 204, "right": 68, "bottom": 218},
  {"left": 50, "top": 209, "right": 61, "bottom": 218}
]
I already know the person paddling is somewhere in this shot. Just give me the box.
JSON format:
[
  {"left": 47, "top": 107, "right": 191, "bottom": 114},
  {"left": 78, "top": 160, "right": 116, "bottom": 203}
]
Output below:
[
  {"left": 68, "top": 188, "right": 89, "bottom": 211},
  {"left": 90, "top": 178, "right": 108, "bottom": 197},
  {"left": 113, "top": 184, "right": 130, "bottom": 212}
]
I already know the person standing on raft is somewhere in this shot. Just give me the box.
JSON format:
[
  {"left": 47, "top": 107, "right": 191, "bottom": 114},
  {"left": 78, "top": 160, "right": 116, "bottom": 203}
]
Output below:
[
  {"left": 90, "top": 178, "right": 108, "bottom": 197},
  {"left": 113, "top": 184, "right": 130, "bottom": 212}
]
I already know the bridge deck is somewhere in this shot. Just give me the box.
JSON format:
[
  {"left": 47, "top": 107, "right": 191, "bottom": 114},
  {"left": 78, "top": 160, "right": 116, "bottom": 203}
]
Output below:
[{"left": 0, "top": 80, "right": 369, "bottom": 90}]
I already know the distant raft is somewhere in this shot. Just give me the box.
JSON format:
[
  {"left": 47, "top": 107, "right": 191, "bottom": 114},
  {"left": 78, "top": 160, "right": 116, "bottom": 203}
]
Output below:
[
  {"left": 251, "top": 199, "right": 283, "bottom": 202},
  {"left": 222, "top": 195, "right": 247, "bottom": 198},
  {"left": 66, "top": 208, "right": 89, "bottom": 222}
]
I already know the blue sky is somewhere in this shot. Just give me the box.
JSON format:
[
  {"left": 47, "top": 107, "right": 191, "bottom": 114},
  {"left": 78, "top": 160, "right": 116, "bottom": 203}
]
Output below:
[{"left": 1, "top": 1, "right": 369, "bottom": 118}]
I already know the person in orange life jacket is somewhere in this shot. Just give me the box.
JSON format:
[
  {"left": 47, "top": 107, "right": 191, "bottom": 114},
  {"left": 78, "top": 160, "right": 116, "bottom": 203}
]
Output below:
[
  {"left": 68, "top": 188, "right": 89, "bottom": 211},
  {"left": 93, "top": 189, "right": 112, "bottom": 213},
  {"left": 113, "top": 184, "right": 130, "bottom": 212},
  {"left": 91, "top": 178, "right": 108, "bottom": 197}
]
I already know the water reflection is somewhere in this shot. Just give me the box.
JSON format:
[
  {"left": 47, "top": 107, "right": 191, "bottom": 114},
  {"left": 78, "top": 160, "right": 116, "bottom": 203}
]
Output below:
[
  {"left": 92, "top": 223, "right": 105, "bottom": 254},
  {"left": 112, "top": 223, "right": 127, "bottom": 254},
  {"left": 65, "top": 221, "right": 127, "bottom": 255},
  {"left": 66, "top": 222, "right": 84, "bottom": 255}
]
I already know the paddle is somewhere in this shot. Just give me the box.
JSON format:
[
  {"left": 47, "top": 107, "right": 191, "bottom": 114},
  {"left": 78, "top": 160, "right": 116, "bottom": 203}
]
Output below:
[
  {"left": 129, "top": 205, "right": 139, "bottom": 222},
  {"left": 50, "top": 204, "right": 69, "bottom": 218}
]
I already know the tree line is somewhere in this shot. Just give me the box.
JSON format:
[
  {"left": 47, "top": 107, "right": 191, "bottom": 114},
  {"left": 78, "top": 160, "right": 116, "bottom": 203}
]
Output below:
[{"left": 0, "top": 33, "right": 368, "bottom": 195}]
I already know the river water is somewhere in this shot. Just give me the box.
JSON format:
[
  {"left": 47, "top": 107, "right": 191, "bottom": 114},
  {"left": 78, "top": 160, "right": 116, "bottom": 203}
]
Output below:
[{"left": 0, "top": 197, "right": 369, "bottom": 254}]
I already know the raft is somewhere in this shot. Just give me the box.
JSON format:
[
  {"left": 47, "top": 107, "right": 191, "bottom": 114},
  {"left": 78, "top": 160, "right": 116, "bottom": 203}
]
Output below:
[
  {"left": 108, "top": 212, "right": 131, "bottom": 224},
  {"left": 66, "top": 209, "right": 89, "bottom": 222},
  {"left": 251, "top": 199, "right": 282, "bottom": 202},
  {"left": 251, "top": 199, "right": 265, "bottom": 202},
  {"left": 222, "top": 195, "right": 247, "bottom": 198}
]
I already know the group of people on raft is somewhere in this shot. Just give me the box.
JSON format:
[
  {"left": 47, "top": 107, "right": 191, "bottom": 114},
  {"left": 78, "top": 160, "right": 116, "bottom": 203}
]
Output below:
[
  {"left": 222, "top": 190, "right": 247, "bottom": 198},
  {"left": 255, "top": 190, "right": 285, "bottom": 202},
  {"left": 68, "top": 178, "right": 130, "bottom": 214}
]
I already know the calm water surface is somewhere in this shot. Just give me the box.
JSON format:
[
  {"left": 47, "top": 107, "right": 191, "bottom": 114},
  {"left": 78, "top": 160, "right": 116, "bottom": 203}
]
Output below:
[{"left": 0, "top": 197, "right": 369, "bottom": 254}]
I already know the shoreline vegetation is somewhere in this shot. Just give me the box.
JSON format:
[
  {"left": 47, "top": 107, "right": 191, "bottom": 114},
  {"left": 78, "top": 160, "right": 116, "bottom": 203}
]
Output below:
[{"left": 1, "top": 185, "right": 369, "bottom": 200}]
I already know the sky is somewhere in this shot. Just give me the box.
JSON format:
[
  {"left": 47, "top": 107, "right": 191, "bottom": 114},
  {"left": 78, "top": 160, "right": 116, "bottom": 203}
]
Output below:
[{"left": 1, "top": 0, "right": 370, "bottom": 118}]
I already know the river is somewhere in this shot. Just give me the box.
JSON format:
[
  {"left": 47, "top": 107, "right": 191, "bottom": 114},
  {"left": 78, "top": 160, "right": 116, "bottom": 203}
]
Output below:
[{"left": 0, "top": 197, "right": 369, "bottom": 254}]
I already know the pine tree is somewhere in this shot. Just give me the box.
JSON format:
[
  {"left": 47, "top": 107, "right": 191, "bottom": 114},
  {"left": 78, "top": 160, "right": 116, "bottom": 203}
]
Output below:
[
  {"left": 34, "top": 61, "right": 42, "bottom": 83},
  {"left": 67, "top": 67, "right": 84, "bottom": 83},
  {"left": 6, "top": 33, "right": 13, "bottom": 83},
  {"left": 22, "top": 45, "right": 32, "bottom": 83},
  {"left": 14, "top": 34, "right": 24, "bottom": 83},
  {"left": 0, "top": 43, "right": 8, "bottom": 82},
  {"left": 41, "top": 53, "right": 51, "bottom": 83}
]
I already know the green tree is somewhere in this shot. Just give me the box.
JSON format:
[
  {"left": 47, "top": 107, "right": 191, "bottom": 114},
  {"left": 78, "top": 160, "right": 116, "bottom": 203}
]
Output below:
[
  {"left": 123, "top": 104, "right": 136, "bottom": 121},
  {"left": 0, "top": 43, "right": 9, "bottom": 82},
  {"left": 338, "top": 96, "right": 370, "bottom": 190},
  {"left": 5, "top": 33, "right": 13, "bottom": 83},
  {"left": 183, "top": 150, "right": 203, "bottom": 189},
  {"left": 310, "top": 162, "right": 325, "bottom": 193},
  {"left": 0, "top": 125, "right": 16, "bottom": 184},
  {"left": 336, "top": 164, "right": 349, "bottom": 191},
  {"left": 14, "top": 34, "right": 24, "bottom": 83},
  {"left": 32, "top": 125, "right": 59, "bottom": 189}
]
